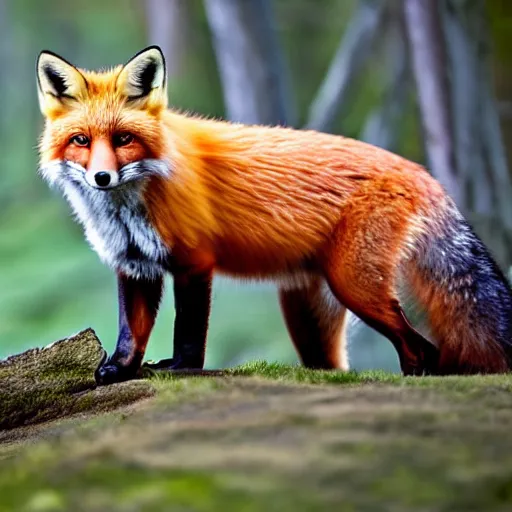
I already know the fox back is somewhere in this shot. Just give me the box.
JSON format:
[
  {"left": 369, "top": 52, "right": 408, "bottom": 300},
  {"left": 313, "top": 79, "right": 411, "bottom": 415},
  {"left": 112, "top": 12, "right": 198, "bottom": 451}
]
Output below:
[{"left": 37, "top": 46, "right": 439, "bottom": 280}]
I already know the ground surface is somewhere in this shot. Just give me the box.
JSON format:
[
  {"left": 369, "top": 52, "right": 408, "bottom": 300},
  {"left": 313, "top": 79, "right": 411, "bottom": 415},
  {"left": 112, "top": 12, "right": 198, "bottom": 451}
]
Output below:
[{"left": 1, "top": 331, "right": 512, "bottom": 511}]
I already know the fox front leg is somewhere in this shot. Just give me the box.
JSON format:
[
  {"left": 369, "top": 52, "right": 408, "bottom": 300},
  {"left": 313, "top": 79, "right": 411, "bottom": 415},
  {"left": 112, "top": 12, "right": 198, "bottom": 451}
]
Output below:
[
  {"left": 95, "top": 273, "right": 163, "bottom": 385},
  {"left": 143, "top": 270, "right": 212, "bottom": 373}
]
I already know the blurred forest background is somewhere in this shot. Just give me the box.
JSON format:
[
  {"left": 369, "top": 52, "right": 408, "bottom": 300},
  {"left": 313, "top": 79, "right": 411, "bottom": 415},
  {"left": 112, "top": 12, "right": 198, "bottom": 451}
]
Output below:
[{"left": 1, "top": 0, "right": 512, "bottom": 372}]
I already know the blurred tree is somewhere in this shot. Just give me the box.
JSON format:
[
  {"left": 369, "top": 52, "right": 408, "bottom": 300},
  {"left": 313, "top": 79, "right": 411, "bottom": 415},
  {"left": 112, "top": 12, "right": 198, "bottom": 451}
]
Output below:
[
  {"left": 404, "top": 0, "right": 459, "bottom": 204},
  {"left": 0, "top": 0, "right": 11, "bottom": 141},
  {"left": 198, "top": 0, "right": 512, "bottom": 369},
  {"left": 360, "top": 0, "right": 410, "bottom": 152},
  {"left": 487, "top": 0, "right": 512, "bottom": 169},
  {"left": 404, "top": 0, "right": 512, "bottom": 266},
  {"left": 305, "top": 0, "right": 386, "bottom": 132},
  {"left": 145, "top": 0, "right": 190, "bottom": 78},
  {"left": 203, "top": 0, "right": 296, "bottom": 125}
]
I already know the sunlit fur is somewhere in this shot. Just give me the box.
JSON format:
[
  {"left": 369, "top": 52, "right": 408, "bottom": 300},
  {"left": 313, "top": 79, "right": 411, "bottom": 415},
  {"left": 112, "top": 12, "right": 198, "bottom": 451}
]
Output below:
[{"left": 38, "top": 50, "right": 512, "bottom": 375}]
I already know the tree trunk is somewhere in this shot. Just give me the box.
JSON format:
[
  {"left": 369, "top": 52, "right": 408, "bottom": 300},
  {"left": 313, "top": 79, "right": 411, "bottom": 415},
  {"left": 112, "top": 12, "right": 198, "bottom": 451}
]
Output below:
[
  {"left": 305, "top": 0, "right": 386, "bottom": 132},
  {"left": 145, "top": 0, "right": 189, "bottom": 79},
  {"left": 405, "top": 0, "right": 512, "bottom": 265},
  {"left": 361, "top": 5, "right": 410, "bottom": 151},
  {"left": 403, "top": 0, "right": 461, "bottom": 207},
  {"left": 442, "top": 0, "right": 494, "bottom": 215},
  {"left": 204, "top": 0, "right": 296, "bottom": 126}
]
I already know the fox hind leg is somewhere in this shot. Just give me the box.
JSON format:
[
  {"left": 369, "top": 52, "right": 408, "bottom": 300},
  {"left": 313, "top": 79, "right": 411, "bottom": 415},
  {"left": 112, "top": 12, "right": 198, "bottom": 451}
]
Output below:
[
  {"left": 323, "top": 259, "right": 438, "bottom": 375},
  {"left": 279, "top": 277, "right": 349, "bottom": 370},
  {"left": 321, "top": 196, "right": 439, "bottom": 375}
]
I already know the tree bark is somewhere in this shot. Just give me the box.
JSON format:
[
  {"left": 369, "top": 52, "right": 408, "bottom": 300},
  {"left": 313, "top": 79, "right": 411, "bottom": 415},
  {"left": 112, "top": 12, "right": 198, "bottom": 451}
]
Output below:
[{"left": 204, "top": 0, "right": 296, "bottom": 126}]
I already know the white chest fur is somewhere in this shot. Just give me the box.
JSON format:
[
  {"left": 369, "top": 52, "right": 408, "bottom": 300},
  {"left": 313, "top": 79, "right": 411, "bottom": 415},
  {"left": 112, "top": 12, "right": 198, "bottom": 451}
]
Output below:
[
  {"left": 41, "top": 160, "right": 171, "bottom": 279},
  {"left": 65, "top": 182, "right": 169, "bottom": 279}
]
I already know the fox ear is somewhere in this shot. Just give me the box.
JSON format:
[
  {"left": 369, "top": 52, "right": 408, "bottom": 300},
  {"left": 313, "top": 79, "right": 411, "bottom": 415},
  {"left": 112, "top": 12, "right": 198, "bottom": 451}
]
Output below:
[
  {"left": 36, "top": 51, "right": 88, "bottom": 114},
  {"left": 117, "top": 46, "right": 167, "bottom": 107}
]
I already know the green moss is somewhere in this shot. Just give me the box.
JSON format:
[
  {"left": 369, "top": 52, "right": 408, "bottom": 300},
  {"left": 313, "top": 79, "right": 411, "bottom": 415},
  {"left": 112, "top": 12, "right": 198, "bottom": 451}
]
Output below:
[
  {"left": 4, "top": 373, "right": 512, "bottom": 510},
  {"left": 229, "top": 360, "right": 401, "bottom": 384},
  {"left": 0, "top": 460, "right": 323, "bottom": 512},
  {"left": 207, "top": 360, "right": 512, "bottom": 395},
  {"left": 0, "top": 329, "right": 154, "bottom": 432}
]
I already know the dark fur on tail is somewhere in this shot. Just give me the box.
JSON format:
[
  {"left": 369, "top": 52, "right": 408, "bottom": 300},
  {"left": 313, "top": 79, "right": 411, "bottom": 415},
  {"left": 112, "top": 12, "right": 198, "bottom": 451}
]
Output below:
[{"left": 410, "top": 200, "right": 512, "bottom": 374}]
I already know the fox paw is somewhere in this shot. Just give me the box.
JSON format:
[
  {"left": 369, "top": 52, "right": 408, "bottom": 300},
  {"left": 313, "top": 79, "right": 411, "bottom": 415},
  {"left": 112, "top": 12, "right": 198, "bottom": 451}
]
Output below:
[
  {"left": 95, "top": 357, "right": 141, "bottom": 386},
  {"left": 141, "top": 358, "right": 224, "bottom": 377}
]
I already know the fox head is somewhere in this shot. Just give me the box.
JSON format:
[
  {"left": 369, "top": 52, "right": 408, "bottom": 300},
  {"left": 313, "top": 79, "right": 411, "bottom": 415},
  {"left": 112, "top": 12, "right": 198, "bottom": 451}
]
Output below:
[
  {"left": 37, "top": 46, "right": 170, "bottom": 190},
  {"left": 36, "top": 47, "right": 176, "bottom": 278}
]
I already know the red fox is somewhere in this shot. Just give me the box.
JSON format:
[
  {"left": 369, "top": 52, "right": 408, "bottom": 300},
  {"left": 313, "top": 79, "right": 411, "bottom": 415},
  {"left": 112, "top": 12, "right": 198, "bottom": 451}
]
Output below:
[{"left": 36, "top": 46, "right": 512, "bottom": 384}]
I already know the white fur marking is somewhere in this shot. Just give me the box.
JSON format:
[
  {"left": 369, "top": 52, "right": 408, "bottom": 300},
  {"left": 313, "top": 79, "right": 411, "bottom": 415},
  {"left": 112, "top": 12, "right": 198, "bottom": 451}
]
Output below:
[{"left": 39, "top": 159, "right": 172, "bottom": 279}]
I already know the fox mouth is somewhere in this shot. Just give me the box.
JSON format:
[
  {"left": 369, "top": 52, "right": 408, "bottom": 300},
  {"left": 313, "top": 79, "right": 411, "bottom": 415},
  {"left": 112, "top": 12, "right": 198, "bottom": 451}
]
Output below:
[{"left": 39, "top": 159, "right": 171, "bottom": 191}]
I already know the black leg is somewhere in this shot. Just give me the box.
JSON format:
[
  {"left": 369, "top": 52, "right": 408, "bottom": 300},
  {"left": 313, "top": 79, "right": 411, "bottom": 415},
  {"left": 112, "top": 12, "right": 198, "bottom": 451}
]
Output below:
[
  {"left": 95, "top": 272, "right": 164, "bottom": 385},
  {"left": 144, "top": 270, "right": 212, "bottom": 371}
]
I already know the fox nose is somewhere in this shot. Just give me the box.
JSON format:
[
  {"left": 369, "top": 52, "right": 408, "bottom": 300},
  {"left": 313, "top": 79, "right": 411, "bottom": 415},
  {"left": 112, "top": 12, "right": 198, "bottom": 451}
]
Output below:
[
  {"left": 86, "top": 138, "right": 119, "bottom": 188},
  {"left": 85, "top": 169, "right": 119, "bottom": 189},
  {"left": 94, "top": 171, "right": 111, "bottom": 188}
]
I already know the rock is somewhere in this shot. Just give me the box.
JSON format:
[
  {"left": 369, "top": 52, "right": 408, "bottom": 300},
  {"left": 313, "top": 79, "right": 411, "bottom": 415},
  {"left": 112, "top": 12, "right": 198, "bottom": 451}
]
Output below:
[{"left": 0, "top": 329, "right": 154, "bottom": 432}]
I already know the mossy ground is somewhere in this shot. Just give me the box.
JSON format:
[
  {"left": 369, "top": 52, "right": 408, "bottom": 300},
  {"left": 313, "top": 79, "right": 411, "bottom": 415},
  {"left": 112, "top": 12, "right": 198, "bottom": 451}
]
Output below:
[{"left": 2, "top": 339, "right": 512, "bottom": 511}]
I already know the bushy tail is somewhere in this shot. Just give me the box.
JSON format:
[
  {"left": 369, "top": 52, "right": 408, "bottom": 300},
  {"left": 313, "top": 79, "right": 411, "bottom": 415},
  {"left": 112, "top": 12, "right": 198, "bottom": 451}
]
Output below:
[{"left": 405, "top": 201, "right": 512, "bottom": 374}]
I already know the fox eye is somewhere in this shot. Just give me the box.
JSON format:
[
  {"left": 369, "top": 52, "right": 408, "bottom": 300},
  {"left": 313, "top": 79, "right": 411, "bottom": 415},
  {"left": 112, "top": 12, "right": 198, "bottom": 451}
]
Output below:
[
  {"left": 113, "top": 132, "right": 134, "bottom": 147},
  {"left": 70, "top": 134, "right": 90, "bottom": 147}
]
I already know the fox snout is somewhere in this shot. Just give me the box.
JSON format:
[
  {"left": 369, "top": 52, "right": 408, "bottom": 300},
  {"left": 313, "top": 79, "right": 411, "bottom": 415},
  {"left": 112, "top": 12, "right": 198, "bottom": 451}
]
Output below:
[
  {"left": 38, "top": 158, "right": 170, "bottom": 194},
  {"left": 85, "top": 169, "right": 120, "bottom": 189}
]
